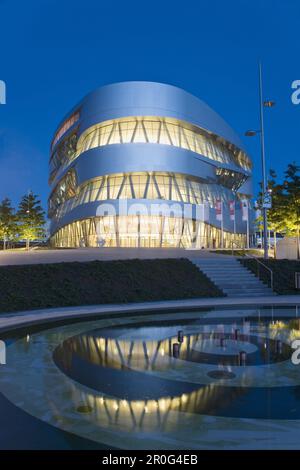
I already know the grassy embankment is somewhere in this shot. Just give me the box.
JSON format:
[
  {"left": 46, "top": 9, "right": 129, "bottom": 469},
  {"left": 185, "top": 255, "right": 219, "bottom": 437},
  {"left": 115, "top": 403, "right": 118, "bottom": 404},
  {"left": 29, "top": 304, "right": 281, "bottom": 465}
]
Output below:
[
  {"left": 0, "top": 258, "right": 224, "bottom": 313},
  {"left": 239, "top": 258, "right": 300, "bottom": 295}
]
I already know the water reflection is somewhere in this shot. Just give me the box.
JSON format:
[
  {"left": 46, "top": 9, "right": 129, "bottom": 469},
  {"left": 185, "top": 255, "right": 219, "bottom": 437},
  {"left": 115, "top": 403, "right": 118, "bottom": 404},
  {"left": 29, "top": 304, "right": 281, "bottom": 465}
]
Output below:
[
  {"left": 4, "top": 314, "right": 300, "bottom": 443},
  {"left": 55, "top": 322, "right": 292, "bottom": 372},
  {"left": 73, "top": 384, "right": 247, "bottom": 431}
]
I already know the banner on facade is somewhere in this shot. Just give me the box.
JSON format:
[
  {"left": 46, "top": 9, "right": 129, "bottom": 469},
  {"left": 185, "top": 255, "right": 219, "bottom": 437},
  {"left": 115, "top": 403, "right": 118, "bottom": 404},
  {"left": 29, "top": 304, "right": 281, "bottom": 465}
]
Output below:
[
  {"left": 215, "top": 199, "right": 222, "bottom": 221},
  {"left": 229, "top": 200, "right": 235, "bottom": 221},
  {"left": 241, "top": 199, "right": 248, "bottom": 221}
]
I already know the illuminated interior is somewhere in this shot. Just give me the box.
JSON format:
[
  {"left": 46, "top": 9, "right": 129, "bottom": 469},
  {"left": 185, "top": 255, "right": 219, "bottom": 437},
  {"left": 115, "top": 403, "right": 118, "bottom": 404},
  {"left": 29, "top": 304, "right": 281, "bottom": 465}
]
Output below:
[
  {"left": 49, "top": 169, "right": 77, "bottom": 215},
  {"left": 49, "top": 116, "right": 252, "bottom": 179},
  {"left": 49, "top": 130, "right": 78, "bottom": 183},
  {"left": 51, "top": 111, "right": 79, "bottom": 150},
  {"left": 49, "top": 89, "right": 252, "bottom": 250},
  {"left": 51, "top": 215, "right": 246, "bottom": 248},
  {"left": 49, "top": 171, "right": 246, "bottom": 219}
]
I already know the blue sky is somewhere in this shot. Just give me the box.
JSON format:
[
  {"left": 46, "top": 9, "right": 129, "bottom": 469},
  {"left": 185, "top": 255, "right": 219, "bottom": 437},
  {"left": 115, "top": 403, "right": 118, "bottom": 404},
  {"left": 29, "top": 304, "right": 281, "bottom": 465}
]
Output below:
[{"left": 0, "top": 0, "right": 299, "bottom": 213}]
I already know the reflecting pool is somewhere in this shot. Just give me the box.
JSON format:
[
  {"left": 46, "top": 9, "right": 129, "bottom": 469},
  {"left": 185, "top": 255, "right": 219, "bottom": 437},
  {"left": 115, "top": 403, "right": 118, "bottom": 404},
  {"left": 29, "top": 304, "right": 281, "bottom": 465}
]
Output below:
[{"left": 1, "top": 305, "right": 300, "bottom": 449}]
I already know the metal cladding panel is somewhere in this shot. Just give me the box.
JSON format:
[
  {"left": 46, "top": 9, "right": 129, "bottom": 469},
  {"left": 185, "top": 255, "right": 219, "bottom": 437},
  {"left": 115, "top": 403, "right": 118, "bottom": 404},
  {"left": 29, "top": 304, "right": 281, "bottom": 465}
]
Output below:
[
  {"left": 74, "top": 145, "right": 218, "bottom": 186},
  {"left": 54, "top": 81, "right": 247, "bottom": 152},
  {"left": 49, "top": 81, "right": 253, "bottom": 243},
  {"left": 51, "top": 144, "right": 250, "bottom": 191}
]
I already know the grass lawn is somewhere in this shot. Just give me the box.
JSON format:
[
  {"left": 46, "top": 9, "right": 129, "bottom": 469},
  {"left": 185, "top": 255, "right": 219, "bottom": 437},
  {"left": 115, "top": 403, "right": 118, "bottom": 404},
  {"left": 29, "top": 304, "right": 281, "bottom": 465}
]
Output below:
[
  {"left": 0, "top": 258, "right": 224, "bottom": 313},
  {"left": 240, "top": 258, "right": 300, "bottom": 295}
]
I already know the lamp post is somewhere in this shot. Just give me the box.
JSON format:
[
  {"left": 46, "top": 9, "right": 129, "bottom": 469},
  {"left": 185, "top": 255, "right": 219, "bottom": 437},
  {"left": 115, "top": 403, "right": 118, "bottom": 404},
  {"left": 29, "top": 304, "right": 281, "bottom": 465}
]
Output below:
[{"left": 245, "top": 62, "right": 275, "bottom": 259}]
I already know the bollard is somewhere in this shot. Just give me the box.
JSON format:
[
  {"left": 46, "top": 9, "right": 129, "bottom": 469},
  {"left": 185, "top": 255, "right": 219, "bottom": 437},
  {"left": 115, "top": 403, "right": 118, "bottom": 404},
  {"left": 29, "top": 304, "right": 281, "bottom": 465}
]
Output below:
[
  {"left": 173, "top": 343, "right": 180, "bottom": 358},
  {"left": 178, "top": 330, "right": 184, "bottom": 343},
  {"left": 238, "top": 350, "right": 247, "bottom": 366}
]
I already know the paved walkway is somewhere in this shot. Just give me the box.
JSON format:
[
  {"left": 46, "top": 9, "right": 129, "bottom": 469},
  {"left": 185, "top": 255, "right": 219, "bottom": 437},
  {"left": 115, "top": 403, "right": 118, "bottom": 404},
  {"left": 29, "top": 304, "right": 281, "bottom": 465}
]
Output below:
[
  {"left": 0, "top": 295, "right": 299, "bottom": 333},
  {"left": 0, "top": 247, "right": 232, "bottom": 266}
]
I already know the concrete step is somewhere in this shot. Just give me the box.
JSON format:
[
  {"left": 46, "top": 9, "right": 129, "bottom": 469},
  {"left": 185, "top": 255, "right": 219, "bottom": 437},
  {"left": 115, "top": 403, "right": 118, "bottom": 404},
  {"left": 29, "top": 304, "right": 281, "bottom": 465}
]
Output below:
[
  {"left": 192, "top": 258, "right": 276, "bottom": 298},
  {"left": 197, "top": 263, "right": 250, "bottom": 266},
  {"left": 206, "top": 280, "right": 264, "bottom": 287},
  {"left": 196, "top": 260, "right": 248, "bottom": 264},
  {"left": 223, "top": 288, "right": 272, "bottom": 294},
  {"left": 224, "top": 287, "right": 273, "bottom": 292},
  {"left": 195, "top": 264, "right": 243, "bottom": 268},
  {"left": 195, "top": 266, "right": 254, "bottom": 271},
  {"left": 203, "top": 274, "right": 258, "bottom": 280},
  {"left": 206, "top": 279, "right": 262, "bottom": 285},
  {"left": 196, "top": 263, "right": 254, "bottom": 269},
  {"left": 218, "top": 282, "right": 268, "bottom": 288},
  {"left": 201, "top": 269, "right": 248, "bottom": 274},
  {"left": 227, "top": 292, "right": 276, "bottom": 297},
  {"left": 199, "top": 269, "right": 261, "bottom": 276},
  {"left": 196, "top": 266, "right": 255, "bottom": 272},
  {"left": 223, "top": 284, "right": 272, "bottom": 290}
]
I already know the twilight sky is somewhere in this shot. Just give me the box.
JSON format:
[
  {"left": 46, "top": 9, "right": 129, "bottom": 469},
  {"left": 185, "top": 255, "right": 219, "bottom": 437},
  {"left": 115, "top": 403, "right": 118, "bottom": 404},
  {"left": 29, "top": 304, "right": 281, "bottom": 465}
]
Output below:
[{"left": 0, "top": 0, "right": 299, "bottom": 215}]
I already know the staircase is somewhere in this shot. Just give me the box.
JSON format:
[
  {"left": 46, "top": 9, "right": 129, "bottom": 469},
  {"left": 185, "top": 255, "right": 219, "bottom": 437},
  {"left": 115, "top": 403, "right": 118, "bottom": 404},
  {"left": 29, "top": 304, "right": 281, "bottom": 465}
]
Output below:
[{"left": 193, "top": 257, "right": 275, "bottom": 297}]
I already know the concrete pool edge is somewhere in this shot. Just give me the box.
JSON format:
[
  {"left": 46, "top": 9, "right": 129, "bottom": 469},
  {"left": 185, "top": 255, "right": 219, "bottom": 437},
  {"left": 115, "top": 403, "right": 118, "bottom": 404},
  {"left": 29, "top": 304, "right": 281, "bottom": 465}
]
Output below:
[{"left": 0, "top": 294, "right": 300, "bottom": 334}]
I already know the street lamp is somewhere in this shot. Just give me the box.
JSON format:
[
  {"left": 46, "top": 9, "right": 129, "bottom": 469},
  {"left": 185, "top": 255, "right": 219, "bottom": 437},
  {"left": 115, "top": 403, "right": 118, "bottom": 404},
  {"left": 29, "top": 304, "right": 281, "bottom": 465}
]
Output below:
[
  {"left": 245, "top": 62, "right": 275, "bottom": 259},
  {"left": 245, "top": 130, "right": 260, "bottom": 137}
]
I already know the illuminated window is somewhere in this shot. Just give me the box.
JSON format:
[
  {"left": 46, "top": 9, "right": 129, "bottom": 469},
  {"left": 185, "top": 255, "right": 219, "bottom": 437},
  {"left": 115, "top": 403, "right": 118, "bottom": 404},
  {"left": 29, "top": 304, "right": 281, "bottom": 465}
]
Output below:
[
  {"left": 50, "top": 171, "right": 246, "bottom": 220},
  {"left": 49, "top": 116, "right": 252, "bottom": 179},
  {"left": 51, "top": 111, "right": 80, "bottom": 150},
  {"left": 216, "top": 168, "right": 247, "bottom": 191},
  {"left": 51, "top": 216, "right": 246, "bottom": 249},
  {"left": 49, "top": 130, "right": 78, "bottom": 183},
  {"left": 48, "top": 169, "right": 77, "bottom": 217},
  {"left": 76, "top": 117, "right": 252, "bottom": 171}
]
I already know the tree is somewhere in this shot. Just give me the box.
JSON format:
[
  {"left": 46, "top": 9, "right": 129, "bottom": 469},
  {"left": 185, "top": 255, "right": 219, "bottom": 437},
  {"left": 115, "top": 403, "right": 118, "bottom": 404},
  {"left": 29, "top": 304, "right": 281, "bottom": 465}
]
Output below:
[
  {"left": 254, "top": 164, "right": 300, "bottom": 257},
  {"left": 255, "top": 170, "right": 285, "bottom": 250},
  {"left": 283, "top": 163, "right": 300, "bottom": 258},
  {"left": 264, "top": 169, "right": 286, "bottom": 254},
  {"left": 17, "top": 192, "right": 46, "bottom": 250},
  {"left": 0, "top": 198, "right": 17, "bottom": 250}
]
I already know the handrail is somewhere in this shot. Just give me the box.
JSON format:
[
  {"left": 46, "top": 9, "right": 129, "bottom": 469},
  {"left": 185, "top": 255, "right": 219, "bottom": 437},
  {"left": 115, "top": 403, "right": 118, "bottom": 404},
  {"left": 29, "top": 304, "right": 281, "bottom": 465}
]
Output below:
[{"left": 230, "top": 240, "right": 274, "bottom": 291}]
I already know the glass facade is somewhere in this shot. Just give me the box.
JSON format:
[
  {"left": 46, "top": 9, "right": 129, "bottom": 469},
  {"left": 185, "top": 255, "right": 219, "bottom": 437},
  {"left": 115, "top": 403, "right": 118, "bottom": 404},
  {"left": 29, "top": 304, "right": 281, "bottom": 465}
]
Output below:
[
  {"left": 49, "top": 116, "right": 252, "bottom": 179},
  {"left": 51, "top": 111, "right": 79, "bottom": 150},
  {"left": 49, "top": 83, "right": 253, "bottom": 250},
  {"left": 49, "top": 171, "right": 244, "bottom": 220},
  {"left": 77, "top": 117, "right": 251, "bottom": 171},
  {"left": 49, "top": 130, "right": 78, "bottom": 184},
  {"left": 51, "top": 215, "right": 246, "bottom": 249},
  {"left": 215, "top": 167, "right": 247, "bottom": 191},
  {"left": 48, "top": 169, "right": 77, "bottom": 217}
]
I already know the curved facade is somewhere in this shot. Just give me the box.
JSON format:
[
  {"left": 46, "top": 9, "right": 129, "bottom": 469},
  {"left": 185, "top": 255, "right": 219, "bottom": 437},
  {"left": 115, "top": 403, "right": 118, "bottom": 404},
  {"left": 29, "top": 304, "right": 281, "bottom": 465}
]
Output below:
[{"left": 49, "top": 81, "right": 253, "bottom": 248}]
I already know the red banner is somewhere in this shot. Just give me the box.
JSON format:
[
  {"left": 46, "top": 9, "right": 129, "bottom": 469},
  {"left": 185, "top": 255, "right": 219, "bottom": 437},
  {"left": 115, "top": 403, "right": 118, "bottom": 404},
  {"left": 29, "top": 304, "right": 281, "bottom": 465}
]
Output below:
[
  {"left": 215, "top": 199, "right": 222, "bottom": 221},
  {"left": 229, "top": 200, "right": 235, "bottom": 221}
]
